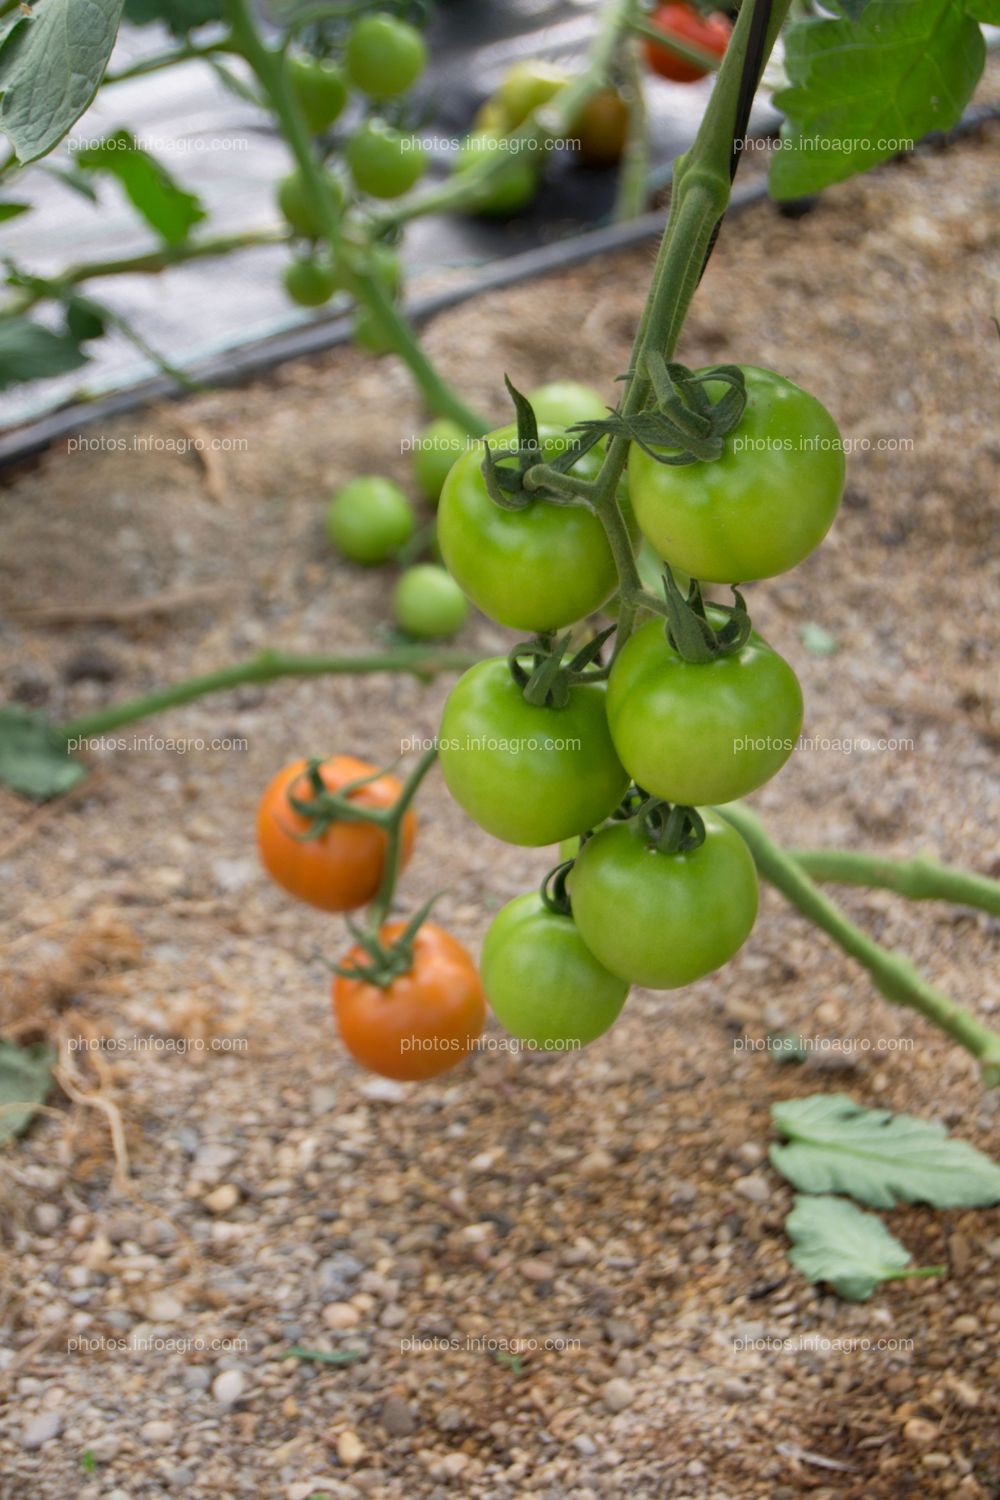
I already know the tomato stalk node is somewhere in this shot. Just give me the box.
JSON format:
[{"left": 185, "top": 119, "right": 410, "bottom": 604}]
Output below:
[
  {"left": 641, "top": 800, "right": 706, "bottom": 854},
  {"left": 658, "top": 573, "right": 752, "bottom": 662},
  {"left": 482, "top": 376, "right": 607, "bottom": 512},
  {"left": 540, "top": 858, "right": 576, "bottom": 917},
  {"left": 576, "top": 359, "right": 746, "bottom": 464},
  {"left": 508, "top": 627, "right": 615, "bottom": 707}
]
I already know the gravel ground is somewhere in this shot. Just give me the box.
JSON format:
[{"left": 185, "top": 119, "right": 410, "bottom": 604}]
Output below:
[{"left": 0, "top": 113, "right": 999, "bottom": 1499}]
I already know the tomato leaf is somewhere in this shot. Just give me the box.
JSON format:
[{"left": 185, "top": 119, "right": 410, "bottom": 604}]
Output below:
[
  {"left": 785, "top": 1194, "right": 918, "bottom": 1301},
  {"left": 0, "top": 200, "right": 29, "bottom": 221},
  {"left": 964, "top": 0, "right": 1000, "bottom": 17},
  {"left": 124, "top": 0, "right": 223, "bottom": 33},
  {"left": 0, "top": 0, "right": 125, "bottom": 164},
  {"left": 771, "top": 1093, "right": 1000, "bottom": 1209},
  {"left": 770, "top": 0, "right": 986, "bottom": 200},
  {"left": 0, "top": 316, "right": 88, "bottom": 389},
  {"left": 0, "top": 707, "right": 86, "bottom": 798},
  {"left": 75, "top": 131, "right": 206, "bottom": 244},
  {"left": 0, "top": 1040, "right": 55, "bottom": 1146}
]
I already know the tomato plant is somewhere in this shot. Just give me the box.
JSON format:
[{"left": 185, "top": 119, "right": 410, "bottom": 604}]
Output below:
[
  {"left": 496, "top": 60, "right": 570, "bottom": 128},
  {"left": 438, "top": 658, "right": 628, "bottom": 847},
  {"left": 437, "top": 422, "right": 631, "bottom": 632},
  {"left": 334, "top": 921, "right": 485, "bottom": 1080},
  {"left": 344, "top": 12, "right": 427, "bottom": 99},
  {"left": 628, "top": 366, "right": 845, "bottom": 582},
  {"left": 326, "top": 476, "right": 415, "bottom": 564},
  {"left": 607, "top": 614, "right": 803, "bottom": 805},
  {"left": 393, "top": 565, "right": 469, "bottom": 640},
  {"left": 257, "top": 756, "right": 416, "bottom": 912},
  {"left": 643, "top": 3, "right": 731, "bottom": 83},
  {"left": 346, "top": 120, "right": 428, "bottom": 200},
  {"left": 481, "top": 892, "right": 628, "bottom": 1048},
  {"left": 570, "top": 810, "right": 758, "bottom": 988}
]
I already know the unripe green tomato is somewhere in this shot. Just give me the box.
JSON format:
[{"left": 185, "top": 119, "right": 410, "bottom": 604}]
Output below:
[
  {"left": 345, "top": 12, "right": 426, "bottom": 98},
  {"left": 481, "top": 892, "right": 628, "bottom": 1050},
  {"left": 288, "top": 55, "right": 348, "bottom": 134},
  {"left": 277, "top": 168, "right": 343, "bottom": 239},
  {"left": 352, "top": 307, "right": 394, "bottom": 355},
  {"left": 393, "top": 564, "right": 469, "bottom": 640},
  {"left": 497, "top": 60, "right": 569, "bottom": 127},
  {"left": 326, "top": 476, "right": 415, "bottom": 564},
  {"left": 412, "top": 417, "right": 468, "bottom": 503},
  {"left": 527, "top": 379, "right": 608, "bottom": 429},
  {"left": 347, "top": 120, "right": 427, "bottom": 199},
  {"left": 283, "top": 257, "right": 337, "bottom": 307},
  {"left": 456, "top": 131, "right": 538, "bottom": 217},
  {"left": 569, "top": 812, "right": 759, "bottom": 990}
]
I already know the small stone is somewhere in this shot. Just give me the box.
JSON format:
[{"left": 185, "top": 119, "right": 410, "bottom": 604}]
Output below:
[
  {"left": 87, "top": 1434, "right": 120, "bottom": 1462},
  {"left": 22, "top": 1411, "right": 62, "bottom": 1449},
  {"left": 212, "top": 1369, "right": 246, "bottom": 1406},
  {"left": 580, "top": 1149, "right": 615, "bottom": 1177},
  {"left": 323, "top": 1302, "right": 361, "bottom": 1330},
  {"left": 520, "top": 1257, "right": 556, "bottom": 1282},
  {"left": 379, "top": 1302, "right": 406, "bottom": 1329},
  {"left": 670, "top": 1181, "right": 697, "bottom": 1205},
  {"left": 63, "top": 647, "right": 119, "bottom": 684},
  {"left": 952, "top": 1314, "right": 979, "bottom": 1335},
  {"left": 573, "top": 1434, "right": 598, "bottom": 1457},
  {"left": 604, "top": 1318, "right": 640, "bottom": 1347},
  {"left": 437, "top": 1453, "right": 469, "bottom": 1480},
  {"left": 944, "top": 1376, "right": 980, "bottom": 1410},
  {"left": 182, "top": 1366, "right": 211, "bottom": 1391},
  {"left": 33, "top": 1204, "right": 61, "bottom": 1233},
  {"left": 720, "top": 1377, "right": 753, "bottom": 1402},
  {"left": 734, "top": 1174, "right": 771, "bottom": 1205},
  {"left": 380, "top": 1395, "right": 417, "bottom": 1437},
  {"left": 602, "top": 1378, "right": 633, "bottom": 1413},
  {"left": 736, "top": 1142, "right": 764, "bottom": 1166},
  {"left": 147, "top": 1292, "right": 184, "bottom": 1321},
  {"left": 435, "top": 1405, "right": 464, "bottom": 1433},
  {"left": 211, "top": 857, "right": 256, "bottom": 894},
  {"left": 140, "top": 1419, "right": 174, "bottom": 1444},
  {"left": 903, "top": 1418, "right": 939, "bottom": 1446},
  {"left": 357, "top": 1077, "right": 408, "bottom": 1102},
  {"left": 336, "top": 1430, "right": 364, "bottom": 1466},
  {"left": 202, "top": 1184, "right": 240, "bottom": 1215}
]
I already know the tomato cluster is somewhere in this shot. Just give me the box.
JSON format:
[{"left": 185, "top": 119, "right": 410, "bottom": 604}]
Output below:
[{"left": 435, "top": 366, "right": 844, "bottom": 1049}]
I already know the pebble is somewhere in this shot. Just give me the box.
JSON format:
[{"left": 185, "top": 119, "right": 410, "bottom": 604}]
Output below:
[
  {"left": 436, "top": 1453, "right": 469, "bottom": 1480},
  {"left": 670, "top": 1181, "right": 698, "bottom": 1205},
  {"left": 435, "top": 1405, "right": 464, "bottom": 1433},
  {"left": 212, "top": 1369, "right": 246, "bottom": 1406},
  {"left": 87, "top": 1434, "right": 120, "bottom": 1462},
  {"left": 22, "top": 1410, "right": 62, "bottom": 1449},
  {"left": 203, "top": 1184, "right": 240, "bottom": 1215},
  {"left": 336, "top": 1430, "right": 364, "bottom": 1466},
  {"left": 580, "top": 1149, "right": 615, "bottom": 1177},
  {"left": 33, "top": 1204, "right": 61, "bottom": 1233},
  {"left": 720, "top": 1377, "right": 753, "bottom": 1402},
  {"left": 602, "top": 1378, "right": 634, "bottom": 1413},
  {"left": 380, "top": 1395, "right": 417, "bottom": 1437},
  {"left": 140, "top": 1419, "right": 175, "bottom": 1443},
  {"left": 904, "top": 1418, "right": 939, "bottom": 1446},
  {"left": 521, "top": 1257, "right": 556, "bottom": 1282},
  {"left": 182, "top": 1366, "right": 211, "bottom": 1391},
  {"left": 951, "top": 1314, "right": 980, "bottom": 1335},
  {"left": 147, "top": 1291, "right": 184, "bottom": 1321},
  {"left": 734, "top": 1174, "right": 772, "bottom": 1205},
  {"left": 323, "top": 1302, "right": 361, "bottom": 1330},
  {"left": 943, "top": 1376, "right": 980, "bottom": 1410},
  {"left": 573, "top": 1434, "right": 598, "bottom": 1456}
]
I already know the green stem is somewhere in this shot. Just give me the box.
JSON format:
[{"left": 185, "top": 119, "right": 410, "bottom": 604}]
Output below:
[
  {"left": 716, "top": 802, "right": 1000, "bottom": 1087},
  {"left": 791, "top": 849, "right": 1000, "bottom": 918},
  {"left": 890, "top": 1265, "right": 948, "bottom": 1281},
  {"left": 102, "top": 40, "right": 231, "bottom": 86},
  {"left": 223, "top": 0, "right": 487, "bottom": 434},
  {"left": 59, "top": 647, "right": 480, "bottom": 742},
  {"left": 614, "top": 37, "right": 651, "bottom": 222},
  {"left": 368, "top": 746, "right": 438, "bottom": 928}
]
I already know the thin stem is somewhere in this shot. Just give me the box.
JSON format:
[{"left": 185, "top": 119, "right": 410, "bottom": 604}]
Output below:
[
  {"left": 891, "top": 1265, "right": 949, "bottom": 1281},
  {"left": 369, "top": 747, "right": 438, "bottom": 927},
  {"left": 716, "top": 802, "right": 1000, "bottom": 1087},
  {"left": 59, "top": 648, "right": 480, "bottom": 742},
  {"left": 791, "top": 849, "right": 1000, "bottom": 918},
  {"left": 614, "top": 36, "right": 650, "bottom": 223},
  {"left": 102, "top": 40, "right": 231, "bottom": 86}
]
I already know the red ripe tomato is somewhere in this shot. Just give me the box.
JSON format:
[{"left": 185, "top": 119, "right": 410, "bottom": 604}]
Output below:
[
  {"left": 257, "top": 755, "right": 416, "bottom": 912},
  {"left": 333, "top": 921, "right": 486, "bottom": 1080},
  {"left": 644, "top": 3, "right": 731, "bottom": 84}
]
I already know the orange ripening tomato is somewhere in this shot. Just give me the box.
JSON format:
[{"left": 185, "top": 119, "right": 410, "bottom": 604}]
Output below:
[
  {"left": 333, "top": 922, "right": 486, "bottom": 1081},
  {"left": 643, "top": 3, "right": 731, "bottom": 84},
  {"left": 256, "top": 755, "right": 416, "bottom": 913}
]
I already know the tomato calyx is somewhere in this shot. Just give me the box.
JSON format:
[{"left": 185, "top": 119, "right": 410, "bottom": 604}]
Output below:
[
  {"left": 650, "top": 571, "right": 752, "bottom": 663},
  {"left": 540, "top": 857, "right": 576, "bottom": 917},
  {"left": 332, "top": 895, "right": 438, "bottom": 987},
  {"left": 287, "top": 757, "right": 395, "bottom": 839},
  {"left": 639, "top": 798, "right": 706, "bottom": 854},
  {"left": 507, "top": 625, "right": 615, "bottom": 707},
  {"left": 482, "top": 376, "right": 605, "bottom": 512},
  {"left": 575, "top": 358, "right": 746, "bottom": 466}
]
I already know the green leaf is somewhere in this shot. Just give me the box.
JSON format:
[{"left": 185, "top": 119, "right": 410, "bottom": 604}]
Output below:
[
  {"left": 770, "top": 0, "right": 985, "bottom": 200},
  {"left": 771, "top": 1093, "right": 1000, "bottom": 1209},
  {"left": 799, "top": 621, "right": 839, "bottom": 656},
  {"left": 38, "top": 162, "right": 100, "bottom": 203},
  {"left": 965, "top": 0, "right": 1000, "bottom": 18},
  {"left": 785, "top": 1194, "right": 917, "bottom": 1301},
  {"left": 0, "top": 1040, "right": 55, "bottom": 1145},
  {"left": 76, "top": 130, "right": 205, "bottom": 244},
  {"left": 0, "top": 706, "right": 86, "bottom": 798},
  {"left": 65, "top": 294, "right": 108, "bottom": 343},
  {"left": 817, "top": 0, "right": 872, "bottom": 16},
  {"left": 0, "top": 200, "right": 30, "bottom": 221},
  {"left": 0, "top": 316, "right": 88, "bottom": 389},
  {"left": 123, "top": 0, "right": 223, "bottom": 33},
  {"left": 0, "top": 0, "right": 125, "bottom": 164}
]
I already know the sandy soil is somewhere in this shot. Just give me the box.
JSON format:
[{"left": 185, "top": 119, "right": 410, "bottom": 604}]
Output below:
[{"left": 0, "top": 116, "right": 999, "bottom": 1500}]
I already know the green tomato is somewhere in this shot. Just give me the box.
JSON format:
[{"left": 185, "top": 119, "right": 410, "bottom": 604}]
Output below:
[
  {"left": 346, "top": 120, "right": 427, "bottom": 199},
  {"left": 438, "top": 659, "right": 628, "bottom": 846},
  {"left": 288, "top": 55, "right": 348, "bottom": 134},
  {"left": 276, "top": 168, "right": 343, "bottom": 239},
  {"left": 345, "top": 13, "right": 426, "bottom": 98},
  {"left": 326, "top": 476, "right": 415, "bottom": 564},
  {"left": 527, "top": 379, "right": 608, "bottom": 429},
  {"left": 481, "top": 892, "right": 628, "bottom": 1048},
  {"left": 412, "top": 417, "right": 468, "bottom": 503},
  {"left": 456, "top": 131, "right": 538, "bottom": 216},
  {"left": 283, "top": 257, "right": 337, "bottom": 307},
  {"left": 628, "top": 365, "right": 845, "bottom": 582},
  {"left": 607, "top": 615, "right": 804, "bottom": 805},
  {"left": 497, "top": 60, "right": 569, "bottom": 127},
  {"left": 569, "top": 812, "right": 758, "bottom": 989},
  {"left": 437, "top": 422, "right": 630, "bottom": 632},
  {"left": 393, "top": 565, "right": 469, "bottom": 640}
]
